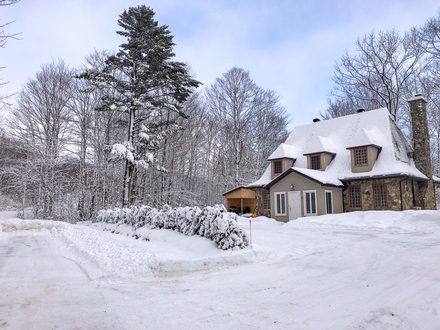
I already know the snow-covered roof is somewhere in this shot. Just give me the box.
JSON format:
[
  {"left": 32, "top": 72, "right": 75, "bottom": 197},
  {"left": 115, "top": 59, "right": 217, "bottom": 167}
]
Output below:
[
  {"left": 247, "top": 107, "right": 428, "bottom": 188},
  {"left": 292, "top": 168, "right": 343, "bottom": 186},
  {"left": 304, "top": 136, "right": 336, "bottom": 155},
  {"left": 264, "top": 167, "right": 344, "bottom": 188},
  {"left": 222, "top": 186, "right": 247, "bottom": 196},
  {"left": 267, "top": 143, "right": 297, "bottom": 160},
  {"left": 247, "top": 165, "right": 272, "bottom": 188},
  {"left": 346, "top": 128, "right": 382, "bottom": 149}
]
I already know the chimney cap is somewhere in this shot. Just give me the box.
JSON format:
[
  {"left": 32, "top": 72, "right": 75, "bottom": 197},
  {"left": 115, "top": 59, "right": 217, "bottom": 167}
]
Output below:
[
  {"left": 408, "top": 94, "right": 427, "bottom": 103},
  {"left": 313, "top": 118, "right": 320, "bottom": 123},
  {"left": 357, "top": 108, "right": 365, "bottom": 113}
]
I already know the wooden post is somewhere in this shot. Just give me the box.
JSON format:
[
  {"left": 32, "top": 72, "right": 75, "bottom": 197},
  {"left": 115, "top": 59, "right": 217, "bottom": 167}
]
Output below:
[{"left": 249, "top": 219, "right": 253, "bottom": 249}]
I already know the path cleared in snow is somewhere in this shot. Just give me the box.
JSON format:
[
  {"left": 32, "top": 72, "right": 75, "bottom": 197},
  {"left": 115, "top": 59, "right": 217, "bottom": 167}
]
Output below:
[{"left": 0, "top": 211, "right": 439, "bottom": 329}]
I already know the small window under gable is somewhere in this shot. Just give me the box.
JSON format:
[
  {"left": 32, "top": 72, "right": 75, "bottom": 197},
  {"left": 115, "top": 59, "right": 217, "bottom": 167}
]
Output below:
[
  {"left": 310, "top": 154, "right": 321, "bottom": 170},
  {"left": 354, "top": 147, "right": 368, "bottom": 166},
  {"left": 347, "top": 145, "right": 381, "bottom": 173},
  {"left": 271, "top": 158, "right": 296, "bottom": 179},
  {"left": 304, "top": 152, "right": 335, "bottom": 171},
  {"left": 274, "top": 160, "right": 283, "bottom": 174}
]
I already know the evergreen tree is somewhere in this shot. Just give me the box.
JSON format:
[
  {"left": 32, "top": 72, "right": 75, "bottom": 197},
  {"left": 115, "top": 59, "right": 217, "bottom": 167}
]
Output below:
[{"left": 77, "top": 5, "right": 201, "bottom": 207}]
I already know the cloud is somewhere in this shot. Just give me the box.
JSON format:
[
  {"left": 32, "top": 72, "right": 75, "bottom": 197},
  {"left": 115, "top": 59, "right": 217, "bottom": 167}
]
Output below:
[{"left": 1, "top": 0, "right": 439, "bottom": 127}]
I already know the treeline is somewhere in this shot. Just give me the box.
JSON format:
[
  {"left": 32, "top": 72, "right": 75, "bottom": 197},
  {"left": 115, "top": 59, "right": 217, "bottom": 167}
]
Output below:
[
  {"left": 0, "top": 58, "right": 288, "bottom": 220},
  {"left": 3, "top": 4, "right": 440, "bottom": 219},
  {"left": 0, "top": 6, "right": 289, "bottom": 221},
  {"left": 323, "top": 11, "right": 440, "bottom": 178}
]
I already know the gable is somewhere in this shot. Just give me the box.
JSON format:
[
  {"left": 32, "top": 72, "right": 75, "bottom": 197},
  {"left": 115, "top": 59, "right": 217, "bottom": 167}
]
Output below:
[{"left": 265, "top": 167, "right": 344, "bottom": 189}]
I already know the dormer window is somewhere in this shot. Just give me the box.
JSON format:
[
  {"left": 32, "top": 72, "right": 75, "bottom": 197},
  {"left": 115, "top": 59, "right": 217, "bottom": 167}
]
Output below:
[
  {"left": 274, "top": 160, "right": 283, "bottom": 174},
  {"left": 354, "top": 147, "right": 368, "bottom": 166},
  {"left": 310, "top": 154, "right": 321, "bottom": 170},
  {"left": 271, "top": 158, "right": 296, "bottom": 179},
  {"left": 347, "top": 145, "right": 381, "bottom": 173},
  {"left": 304, "top": 152, "right": 334, "bottom": 171}
]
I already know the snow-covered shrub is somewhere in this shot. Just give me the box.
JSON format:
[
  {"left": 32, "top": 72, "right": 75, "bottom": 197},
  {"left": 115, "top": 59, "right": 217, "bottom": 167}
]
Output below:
[
  {"left": 198, "top": 205, "right": 248, "bottom": 250},
  {"left": 97, "top": 209, "right": 114, "bottom": 224},
  {"left": 150, "top": 206, "right": 166, "bottom": 229},
  {"left": 133, "top": 205, "right": 152, "bottom": 228},
  {"left": 96, "top": 203, "right": 249, "bottom": 250},
  {"left": 177, "top": 206, "right": 203, "bottom": 236},
  {"left": 162, "top": 204, "right": 178, "bottom": 230}
]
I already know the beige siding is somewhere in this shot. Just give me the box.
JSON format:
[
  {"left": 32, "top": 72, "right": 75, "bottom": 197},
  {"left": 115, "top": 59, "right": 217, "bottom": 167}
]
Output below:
[
  {"left": 321, "top": 153, "right": 334, "bottom": 170},
  {"left": 269, "top": 171, "right": 343, "bottom": 222}
]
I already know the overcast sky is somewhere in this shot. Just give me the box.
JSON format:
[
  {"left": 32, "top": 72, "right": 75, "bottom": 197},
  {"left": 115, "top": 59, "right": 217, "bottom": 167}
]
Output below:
[{"left": 1, "top": 0, "right": 440, "bottom": 127}]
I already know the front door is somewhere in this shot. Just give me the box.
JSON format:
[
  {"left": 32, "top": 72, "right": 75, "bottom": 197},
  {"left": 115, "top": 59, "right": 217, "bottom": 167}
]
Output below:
[{"left": 288, "top": 191, "right": 302, "bottom": 220}]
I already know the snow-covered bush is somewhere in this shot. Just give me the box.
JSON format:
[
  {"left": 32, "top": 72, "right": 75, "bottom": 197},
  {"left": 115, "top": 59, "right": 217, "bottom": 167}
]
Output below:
[{"left": 96, "top": 204, "right": 249, "bottom": 250}]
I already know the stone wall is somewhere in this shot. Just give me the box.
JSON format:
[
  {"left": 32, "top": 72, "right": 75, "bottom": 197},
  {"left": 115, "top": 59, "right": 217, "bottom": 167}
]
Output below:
[
  {"left": 408, "top": 95, "right": 437, "bottom": 210},
  {"left": 253, "top": 187, "right": 271, "bottom": 217},
  {"left": 343, "top": 178, "right": 415, "bottom": 212}
]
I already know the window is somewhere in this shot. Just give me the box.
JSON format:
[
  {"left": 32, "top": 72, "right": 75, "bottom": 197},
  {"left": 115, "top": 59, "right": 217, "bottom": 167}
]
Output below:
[
  {"left": 310, "top": 154, "right": 321, "bottom": 170},
  {"left": 349, "top": 185, "right": 361, "bottom": 209},
  {"left": 263, "top": 190, "right": 271, "bottom": 210},
  {"left": 275, "top": 192, "right": 286, "bottom": 216},
  {"left": 373, "top": 184, "right": 388, "bottom": 209},
  {"left": 274, "top": 160, "right": 283, "bottom": 174},
  {"left": 354, "top": 147, "right": 368, "bottom": 166},
  {"left": 325, "top": 190, "right": 333, "bottom": 214},
  {"left": 303, "top": 190, "right": 317, "bottom": 216}
]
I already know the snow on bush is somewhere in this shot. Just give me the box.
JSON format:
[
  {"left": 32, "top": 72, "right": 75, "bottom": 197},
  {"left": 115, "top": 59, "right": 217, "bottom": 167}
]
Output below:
[{"left": 97, "top": 204, "right": 249, "bottom": 250}]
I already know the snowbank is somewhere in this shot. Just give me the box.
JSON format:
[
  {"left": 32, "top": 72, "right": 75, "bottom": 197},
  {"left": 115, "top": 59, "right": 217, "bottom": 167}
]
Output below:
[
  {"left": 1, "top": 210, "right": 440, "bottom": 329},
  {"left": 284, "top": 210, "right": 440, "bottom": 233}
]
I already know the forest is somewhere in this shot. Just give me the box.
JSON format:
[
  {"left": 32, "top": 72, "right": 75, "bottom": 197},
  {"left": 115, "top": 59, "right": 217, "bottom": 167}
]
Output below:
[{"left": 1, "top": 2, "right": 440, "bottom": 220}]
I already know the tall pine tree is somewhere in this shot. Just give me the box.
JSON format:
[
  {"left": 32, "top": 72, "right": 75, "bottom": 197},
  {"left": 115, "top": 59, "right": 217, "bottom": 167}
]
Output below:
[{"left": 77, "top": 5, "right": 200, "bottom": 207}]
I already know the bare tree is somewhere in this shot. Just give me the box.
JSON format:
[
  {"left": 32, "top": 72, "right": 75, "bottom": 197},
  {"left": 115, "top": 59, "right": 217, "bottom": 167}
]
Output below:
[
  {"left": 205, "top": 67, "right": 259, "bottom": 188},
  {"left": 326, "top": 29, "right": 426, "bottom": 124},
  {"left": 205, "top": 67, "right": 289, "bottom": 191},
  {"left": 0, "top": 0, "right": 20, "bottom": 49},
  {"left": 247, "top": 88, "right": 289, "bottom": 179},
  {"left": 1, "top": 0, "right": 20, "bottom": 105},
  {"left": 8, "top": 60, "right": 74, "bottom": 218},
  {"left": 416, "top": 10, "right": 440, "bottom": 57}
]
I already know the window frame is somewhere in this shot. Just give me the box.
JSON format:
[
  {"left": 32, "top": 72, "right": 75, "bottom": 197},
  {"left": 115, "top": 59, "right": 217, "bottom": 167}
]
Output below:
[
  {"left": 325, "top": 190, "right": 333, "bottom": 214},
  {"left": 354, "top": 147, "right": 368, "bottom": 166},
  {"left": 310, "top": 154, "right": 321, "bottom": 170},
  {"left": 373, "top": 183, "right": 388, "bottom": 209},
  {"left": 273, "top": 160, "right": 283, "bottom": 174},
  {"left": 274, "top": 192, "right": 286, "bottom": 216},
  {"left": 263, "top": 190, "right": 271, "bottom": 210},
  {"left": 303, "top": 190, "right": 317, "bottom": 216},
  {"left": 348, "top": 185, "right": 362, "bottom": 209}
]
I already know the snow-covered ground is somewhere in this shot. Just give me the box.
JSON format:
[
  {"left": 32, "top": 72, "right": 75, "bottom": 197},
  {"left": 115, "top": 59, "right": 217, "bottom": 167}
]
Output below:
[{"left": 1, "top": 210, "right": 440, "bottom": 329}]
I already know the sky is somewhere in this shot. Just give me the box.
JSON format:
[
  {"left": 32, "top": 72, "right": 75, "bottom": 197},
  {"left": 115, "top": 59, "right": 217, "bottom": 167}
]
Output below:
[{"left": 1, "top": 0, "right": 440, "bottom": 128}]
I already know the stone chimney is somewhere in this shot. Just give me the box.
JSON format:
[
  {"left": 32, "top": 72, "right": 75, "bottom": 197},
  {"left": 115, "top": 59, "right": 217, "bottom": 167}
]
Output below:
[{"left": 408, "top": 94, "right": 437, "bottom": 210}]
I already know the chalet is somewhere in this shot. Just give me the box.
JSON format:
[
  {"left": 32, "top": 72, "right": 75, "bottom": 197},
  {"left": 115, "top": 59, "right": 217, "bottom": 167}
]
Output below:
[{"left": 224, "top": 94, "right": 438, "bottom": 222}]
